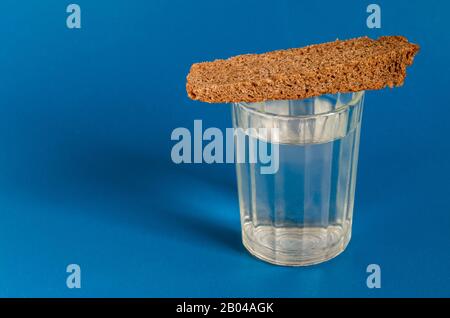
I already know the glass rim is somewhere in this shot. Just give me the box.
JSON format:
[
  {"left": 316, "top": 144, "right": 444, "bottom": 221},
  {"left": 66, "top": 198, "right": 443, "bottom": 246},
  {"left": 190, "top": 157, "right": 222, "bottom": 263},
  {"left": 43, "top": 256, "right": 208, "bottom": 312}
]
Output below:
[{"left": 233, "top": 91, "right": 365, "bottom": 120}]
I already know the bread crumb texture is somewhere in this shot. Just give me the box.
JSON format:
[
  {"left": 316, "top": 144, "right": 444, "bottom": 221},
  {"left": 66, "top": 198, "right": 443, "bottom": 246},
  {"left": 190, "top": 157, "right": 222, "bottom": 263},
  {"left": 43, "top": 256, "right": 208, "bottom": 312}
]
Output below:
[{"left": 186, "top": 36, "right": 419, "bottom": 103}]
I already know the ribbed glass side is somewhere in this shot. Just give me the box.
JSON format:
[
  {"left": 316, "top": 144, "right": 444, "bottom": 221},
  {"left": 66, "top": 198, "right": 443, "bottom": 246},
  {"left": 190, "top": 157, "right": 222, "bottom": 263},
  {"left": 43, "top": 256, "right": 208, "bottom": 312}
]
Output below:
[{"left": 232, "top": 92, "right": 364, "bottom": 266}]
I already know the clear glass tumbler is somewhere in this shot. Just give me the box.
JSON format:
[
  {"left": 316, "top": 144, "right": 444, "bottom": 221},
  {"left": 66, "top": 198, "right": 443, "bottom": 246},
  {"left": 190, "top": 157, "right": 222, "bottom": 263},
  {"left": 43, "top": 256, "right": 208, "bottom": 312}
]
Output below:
[{"left": 232, "top": 91, "right": 364, "bottom": 266}]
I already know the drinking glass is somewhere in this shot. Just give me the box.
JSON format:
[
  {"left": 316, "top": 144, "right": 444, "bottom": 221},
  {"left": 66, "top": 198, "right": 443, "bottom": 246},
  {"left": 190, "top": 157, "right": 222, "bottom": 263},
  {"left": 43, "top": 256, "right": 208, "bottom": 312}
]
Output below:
[{"left": 232, "top": 91, "right": 364, "bottom": 266}]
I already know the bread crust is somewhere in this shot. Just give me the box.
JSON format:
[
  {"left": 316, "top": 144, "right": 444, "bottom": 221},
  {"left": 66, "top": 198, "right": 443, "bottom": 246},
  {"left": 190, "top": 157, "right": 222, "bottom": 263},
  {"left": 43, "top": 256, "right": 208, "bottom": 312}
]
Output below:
[{"left": 186, "top": 36, "right": 419, "bottom": 103}]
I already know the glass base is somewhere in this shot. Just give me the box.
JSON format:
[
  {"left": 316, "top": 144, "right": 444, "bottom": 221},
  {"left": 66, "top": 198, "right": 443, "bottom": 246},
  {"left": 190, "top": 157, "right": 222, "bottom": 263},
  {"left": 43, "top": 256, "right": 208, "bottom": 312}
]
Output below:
[{"left": 242, "top": 221, "right": 351, "bottom": 266}]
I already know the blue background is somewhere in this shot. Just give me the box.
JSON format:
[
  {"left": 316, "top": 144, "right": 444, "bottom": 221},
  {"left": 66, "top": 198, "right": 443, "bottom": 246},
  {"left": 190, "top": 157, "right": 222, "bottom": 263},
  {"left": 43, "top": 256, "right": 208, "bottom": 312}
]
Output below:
[{"left": 0, "top": 0, "right": 448, "bottom": 297}]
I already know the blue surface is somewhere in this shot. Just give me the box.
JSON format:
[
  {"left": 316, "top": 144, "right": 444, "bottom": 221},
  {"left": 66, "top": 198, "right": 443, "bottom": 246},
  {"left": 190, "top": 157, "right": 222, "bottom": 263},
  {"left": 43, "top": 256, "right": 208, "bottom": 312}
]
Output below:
[{"left": 0, "top": 0, "right": 449, "bottom": 297}]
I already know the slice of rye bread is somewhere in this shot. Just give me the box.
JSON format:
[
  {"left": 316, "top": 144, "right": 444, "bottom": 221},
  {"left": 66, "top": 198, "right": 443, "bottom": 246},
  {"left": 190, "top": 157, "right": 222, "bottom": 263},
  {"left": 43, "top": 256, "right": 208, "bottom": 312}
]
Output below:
[{"left": 186, "top": 36, "right": 419, "bottom": 103}]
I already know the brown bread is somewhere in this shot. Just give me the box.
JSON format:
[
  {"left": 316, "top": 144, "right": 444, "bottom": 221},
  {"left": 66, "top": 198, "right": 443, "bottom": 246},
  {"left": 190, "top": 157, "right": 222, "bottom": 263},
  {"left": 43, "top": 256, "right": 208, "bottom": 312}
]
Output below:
[{"left": 186, "top": 36, "right": 419, "bottom": 103}]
